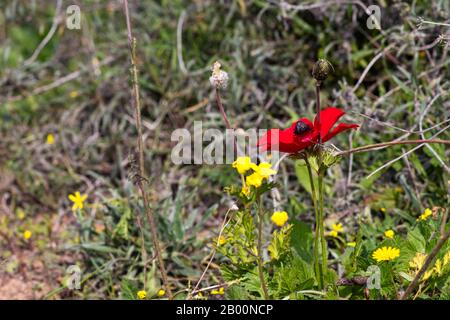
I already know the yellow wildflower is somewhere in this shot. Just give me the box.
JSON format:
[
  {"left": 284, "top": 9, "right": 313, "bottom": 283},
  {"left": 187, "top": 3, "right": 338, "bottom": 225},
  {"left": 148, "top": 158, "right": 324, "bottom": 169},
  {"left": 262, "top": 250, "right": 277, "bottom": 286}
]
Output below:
[
  {"left": 241, "top": 185, "right": 250, "bottom": 197},
  {"left": 211, "top": 287, "right": 224, "bottom": 295},
  {"left": 384, "top": 229, "right": 395, "bottom": 239},
  {"left": 23, "top": 230, "right": 32, "bottom": 241},
  {"left": 380, "top": 207, "right": 386, "bottom": 213},
  {"left": 417, "top": 208, "right": 432, "bottom": 221},
  {"left": 423, "top": 270, "right": 433, "bottom": 281},
  {"left": 409, "top": 252, "right": 426, "bottom": 270},
  {"left": 46, "top": 134, "right": 55, "bottom": 145},
  {"left": 246, "top": 172, "right": 264, "bottom": 188},
  {"left": 69, "top": 91, "right": 79, "bottom": 99},
  {"left": 332, "top": 223, "right": 343, "bottom": 233},
  {"left": 217, "top": 235, "right": 226, "bottom": 245},
  {"left": 443, "top": 251, "right": 450, "bottom": 266},
  {"left": 271, "top": 211, "right": 288, "bottom": 227},
  {"left": 157, "top": 289, "right": 165, "bottom": 297},
  {"left": 251, "top": 162, "right": 277, "bottom": 179},
  {"left": 232, "top": 156, "right": 252, "bottom": 174},
  {"left": 347, "top": 242, "right": 356, "bottom": 247},
  {"left": 329, "top": 223, "right": 343, "bottom": 237},
  {"left": 137, "top": 290, "right": 147, "bottom": 300},
  {"left": 329, "top": 230, "right": 338, "bottom": 238},
  {"left": 434, "top": 259, "right": 442, "bottom": 276},
  {"left": 17, "top": 208, "right": 26, "bottom": 220},
  {"left": 68, "top": 191, "right": 87, "bottom": 211},
  {"left": 409, "top": 253, "right": 434, "bottom": 281},
  {"left": 372, "top": 246, "right": 400, "bottom": 262}
]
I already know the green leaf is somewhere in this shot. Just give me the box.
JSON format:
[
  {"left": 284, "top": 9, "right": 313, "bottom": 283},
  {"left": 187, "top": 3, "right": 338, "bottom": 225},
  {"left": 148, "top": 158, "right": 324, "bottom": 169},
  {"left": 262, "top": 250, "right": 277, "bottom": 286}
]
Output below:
[
  {"left": 407, "top": 228, "right": 426, "bottom": 253},
  {"left": 290, "top": 221, "right": 314, "bottom": 263},
  {"left": 120, "top": 279, "right": 139, "bottom": 300},
  {"left": 295, "top": 160, "right": 317, "bottom": 197}
]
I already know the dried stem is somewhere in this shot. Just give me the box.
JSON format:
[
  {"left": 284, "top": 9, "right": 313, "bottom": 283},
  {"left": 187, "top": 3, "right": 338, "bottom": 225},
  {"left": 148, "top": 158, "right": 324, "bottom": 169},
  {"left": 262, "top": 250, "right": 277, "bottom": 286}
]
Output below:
[
  {"left": 215, "top": 88, "right": 232, "bottom": 129},
  {"left": 215, "top": 87, "right": 238, "bottom": 154},
  {"left": 336, "top": 139, "right": 450, "bottom": 156},
  {"left": 401, "top": 226, "right": 450, "bottom": 300},
  {"left": 123, "top": 0, "right": 173, "bottom": 299}
]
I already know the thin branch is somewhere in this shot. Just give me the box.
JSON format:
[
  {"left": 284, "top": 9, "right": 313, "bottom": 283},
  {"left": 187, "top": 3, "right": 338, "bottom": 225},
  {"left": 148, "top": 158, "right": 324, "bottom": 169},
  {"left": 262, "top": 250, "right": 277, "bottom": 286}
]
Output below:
[
  {"left": 336, "top": 139, "right": 450, "bottom": 157},
  {"left": 122, "top": 0, "right": 173, "bottom": 300},
  {"left": 418, "top": 93, "right": 449, "bottom": 173},
  {"left": 365, "top": 124, "right": 450, "bottom": 178}
]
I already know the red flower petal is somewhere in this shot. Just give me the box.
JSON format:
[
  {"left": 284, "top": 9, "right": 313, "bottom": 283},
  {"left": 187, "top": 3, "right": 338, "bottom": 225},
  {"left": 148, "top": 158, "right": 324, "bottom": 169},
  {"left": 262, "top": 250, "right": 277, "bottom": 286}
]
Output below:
[
  {"left": 258, "top": 120, "right": 317, "bottom": 153},
  {"left": 314, "top": 107, "right": 345, "bottom": 139},
  {"left": 322, "top": 123, "right": 359, "bottom": 142}
]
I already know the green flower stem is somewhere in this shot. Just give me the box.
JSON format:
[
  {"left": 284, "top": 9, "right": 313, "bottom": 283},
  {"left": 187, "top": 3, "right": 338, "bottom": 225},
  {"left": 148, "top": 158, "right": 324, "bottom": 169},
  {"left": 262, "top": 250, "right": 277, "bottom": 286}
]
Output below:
[
  {"left": 318, "top": 171, "right": 327, "bottom": 287},
  {"left": 256, "top": 195, "right": 269, "bottom": 299},
  {"left": 305, "top": 158, "right": 323, "bottom": 289}
]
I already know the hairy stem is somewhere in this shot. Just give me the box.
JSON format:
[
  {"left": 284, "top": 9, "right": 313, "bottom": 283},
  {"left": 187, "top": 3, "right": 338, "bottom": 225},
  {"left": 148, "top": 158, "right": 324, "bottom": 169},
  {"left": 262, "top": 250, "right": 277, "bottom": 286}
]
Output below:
[
  {"left": 123, "top": 0, "right": 173, "bottom": 299},
  {"left": 318, "top": 172, "right": 327, "bottom": 287},
  {"left": 305, "top": 158, "right": 322, "bottom": 288},
  {"left": 257, "top": 195, "right": 269, "bottom": 300}
]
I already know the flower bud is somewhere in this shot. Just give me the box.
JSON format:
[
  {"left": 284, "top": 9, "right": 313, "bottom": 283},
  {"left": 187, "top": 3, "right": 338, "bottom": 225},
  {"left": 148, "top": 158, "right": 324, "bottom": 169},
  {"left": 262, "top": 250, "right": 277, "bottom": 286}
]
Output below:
[
  {"left": 312, "top": 59, "right": 333, "bottom": 82},
  {"left": 209, "top": 61, "right": 229, "bottom": 89}
]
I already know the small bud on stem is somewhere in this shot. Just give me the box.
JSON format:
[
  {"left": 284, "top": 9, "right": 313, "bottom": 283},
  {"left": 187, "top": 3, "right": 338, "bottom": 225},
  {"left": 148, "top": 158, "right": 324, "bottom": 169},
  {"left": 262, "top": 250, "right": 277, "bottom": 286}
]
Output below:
[{"left": 312, "top": 59, "right": 334, "bottom": 83}]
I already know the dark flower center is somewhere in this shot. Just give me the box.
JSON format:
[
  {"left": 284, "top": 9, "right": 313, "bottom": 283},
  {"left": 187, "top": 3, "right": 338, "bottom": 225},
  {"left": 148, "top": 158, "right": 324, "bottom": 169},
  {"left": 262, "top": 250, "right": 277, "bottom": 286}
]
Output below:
[{"left": 294, "top": 120, "right": 311, "bottom": 136}]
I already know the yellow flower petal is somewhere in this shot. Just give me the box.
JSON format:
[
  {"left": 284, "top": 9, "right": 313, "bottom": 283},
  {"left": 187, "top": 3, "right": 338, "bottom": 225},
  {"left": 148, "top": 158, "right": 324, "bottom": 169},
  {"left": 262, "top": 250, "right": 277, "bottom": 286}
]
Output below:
[
  {"left": 372, "top": 246, "right": 400, "bottom": 263},
  {"left": 157, "top": 289, "right": 165, "bottom": 297},
  {"left": 232, "top": 156, "right": 253, "bottom": 174},
  {"left": 418, "top": 208, "right": 433, "bottom": 221},
  {"left": 46, "top": 134, "right": 55, "bottom": 145},
  {"left": 271, "top": 211, "right": 288, "bottom": 227},
  {"left": 246, "top": 172, "right": 264, "bottom": 188},
  {"left": 137, "top": 290, "right": 147, "bottom": 300},
  {"left": 251, "top": 162, "right": 277, "bottom": 178},
  {"left": 384, "top": 229, "right": 395, "bottom": 239},
  {"left": 23, "top": 230, "right": 32, "bottom": 240}
]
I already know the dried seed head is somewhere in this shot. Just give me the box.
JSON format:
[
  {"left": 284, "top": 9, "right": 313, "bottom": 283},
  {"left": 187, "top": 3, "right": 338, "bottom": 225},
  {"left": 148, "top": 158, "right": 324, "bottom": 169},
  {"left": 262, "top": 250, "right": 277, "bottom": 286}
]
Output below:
[
  {"left": 312, "top": 59, "right": 333, "bottom": 82},
  {"left": 209, "top": 61, "right": 229, "bottom": 89},
  {"left": 230, "top": 203, "right": 239, "bottom": 211}
]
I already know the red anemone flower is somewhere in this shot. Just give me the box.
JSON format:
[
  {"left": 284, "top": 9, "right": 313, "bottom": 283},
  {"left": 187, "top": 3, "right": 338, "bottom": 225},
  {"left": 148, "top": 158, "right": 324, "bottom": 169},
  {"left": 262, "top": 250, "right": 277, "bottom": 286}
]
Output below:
[{"left": 257, "top": 107, "right": 359, "bottom": 153}]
